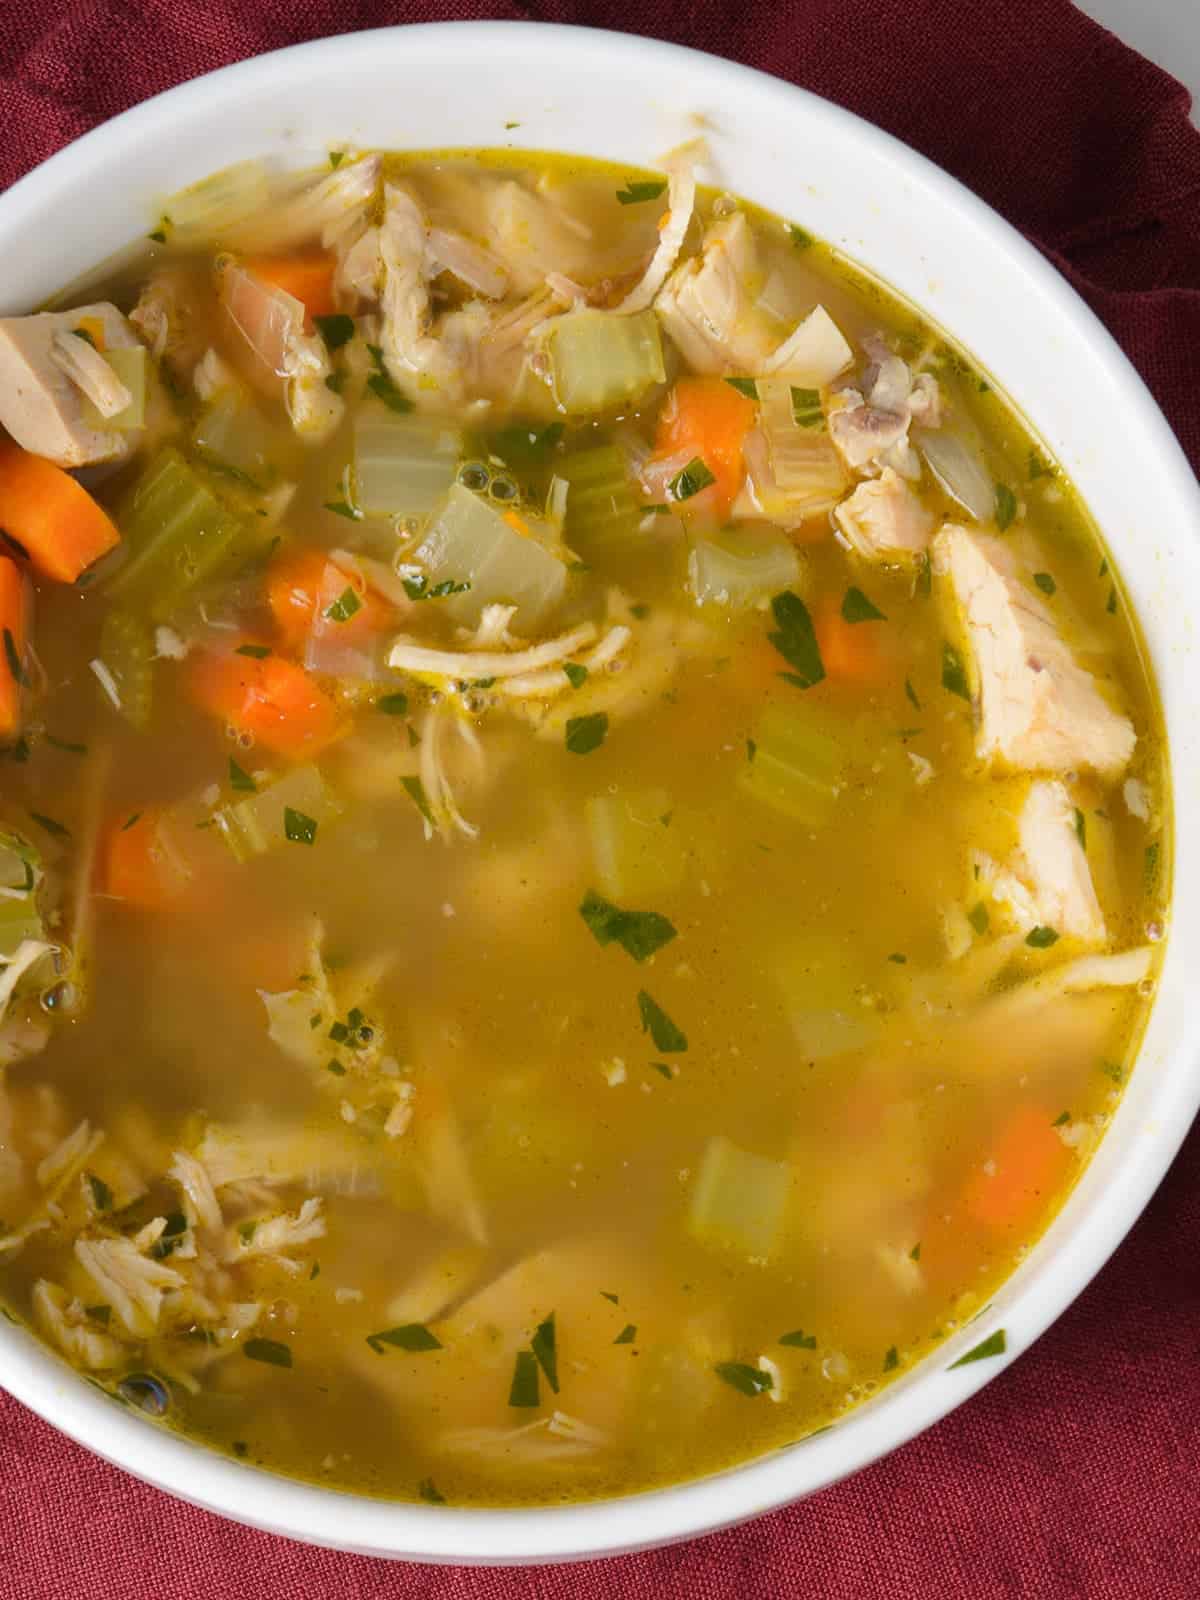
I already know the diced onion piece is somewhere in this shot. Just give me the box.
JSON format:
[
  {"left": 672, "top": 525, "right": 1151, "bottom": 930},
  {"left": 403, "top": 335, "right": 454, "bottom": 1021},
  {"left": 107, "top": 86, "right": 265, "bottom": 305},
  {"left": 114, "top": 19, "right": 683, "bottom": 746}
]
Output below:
[
  {"left": 742, "top": 417, "right": 846, "bottom": 525},
  {"left": 738, "top": 704, "right": 845, "bottom": 826},
  {"left": 763, "top": 304, "right": 853, "bottom": 385},
  {"left": 585, "top": 787, "right": 687, "bottom": 901},
  {"left": 544, "top": 309, "right": 665, "bottom": 415},
  {"left": 411, "top": 483, "right": 568, "bottom": 630},
  {"left": 353, "top": 408, "right": 463, "bottom": 518},
  {"left": 214, "top": 765, "right": 341, "bottom": 863},
  {"left": 218, "top": 259, "right": 302, "bottom": 381},
  {"left": 915, "top": 427, "right": 995, "bottom": 522},
  {"left": 689, "top": 1135, "right": 791, "bottom": 1257},
  {"left": 688, "top": 524, "right": 800, "bottom": 610},
  {"left": 165, "top": 161, "right": 271, "bottom": 240},
  {"left": 192, "top": 388, "right": 296, "bottom": 488}
]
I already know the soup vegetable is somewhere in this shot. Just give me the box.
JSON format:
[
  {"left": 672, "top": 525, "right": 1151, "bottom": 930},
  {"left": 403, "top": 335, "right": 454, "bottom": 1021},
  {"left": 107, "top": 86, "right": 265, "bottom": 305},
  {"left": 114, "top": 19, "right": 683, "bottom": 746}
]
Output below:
[{"left": 0, "top": 144, "right": 1167, "bottom": 1507}]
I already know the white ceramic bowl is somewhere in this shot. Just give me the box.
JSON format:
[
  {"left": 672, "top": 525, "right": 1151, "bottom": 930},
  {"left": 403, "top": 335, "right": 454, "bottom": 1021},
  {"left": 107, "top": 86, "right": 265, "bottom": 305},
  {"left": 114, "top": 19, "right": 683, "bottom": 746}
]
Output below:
[{"left": 1, "top": 20, "right": 1197, "bottom": 1567}]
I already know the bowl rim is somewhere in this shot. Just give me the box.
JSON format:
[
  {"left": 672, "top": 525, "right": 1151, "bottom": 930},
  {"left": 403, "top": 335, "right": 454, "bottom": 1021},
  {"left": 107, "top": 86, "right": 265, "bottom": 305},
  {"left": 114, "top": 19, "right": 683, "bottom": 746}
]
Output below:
[{"left": 1, "top": 18, "right": 1198, "bottom": 1567}]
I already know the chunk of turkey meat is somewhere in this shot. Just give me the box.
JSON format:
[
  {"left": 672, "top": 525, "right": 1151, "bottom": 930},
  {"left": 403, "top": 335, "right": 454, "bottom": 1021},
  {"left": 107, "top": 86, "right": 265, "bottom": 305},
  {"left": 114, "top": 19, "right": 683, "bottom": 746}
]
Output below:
[
  {"left": 0, "top": 303, "right": 142, "bottom": 467},
  {"left": 982, "top": 779, "right": 1107, "bottom": 944},
  {"left": 932, "top": 523, "right": 1135, "bottom": 777},
  {"left": 654, "top": 211, "right": 778, "bottom": 373},
  {"left": 834, "top": 468, "right": 934, "bottom": 562}
]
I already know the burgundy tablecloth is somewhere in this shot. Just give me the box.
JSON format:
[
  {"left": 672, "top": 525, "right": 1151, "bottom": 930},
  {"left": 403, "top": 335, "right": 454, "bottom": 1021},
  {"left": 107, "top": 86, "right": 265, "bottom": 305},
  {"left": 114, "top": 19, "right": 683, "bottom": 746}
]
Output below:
[{"left": 2, "top": 3, "right": 1199, "bottom": 1595}]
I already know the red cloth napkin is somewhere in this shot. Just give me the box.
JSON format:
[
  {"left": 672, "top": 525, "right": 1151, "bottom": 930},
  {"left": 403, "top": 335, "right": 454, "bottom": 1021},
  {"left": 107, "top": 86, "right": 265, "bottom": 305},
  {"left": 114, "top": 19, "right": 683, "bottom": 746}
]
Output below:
[{"left": 2, "top": 4, "right": 1199, "bottom": 1595}]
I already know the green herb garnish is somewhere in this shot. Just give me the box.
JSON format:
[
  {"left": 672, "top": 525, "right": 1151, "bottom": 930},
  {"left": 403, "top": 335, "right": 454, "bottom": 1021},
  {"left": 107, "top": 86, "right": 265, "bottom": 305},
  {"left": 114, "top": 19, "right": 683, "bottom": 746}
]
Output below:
[
  {"left": 324, "top": 586, "right": 363, "bottom": 624},
  {"left": 1033, "top": 571, "right": 1056, "bottom": 596},
  {"left": 29, "top": 812, "right": 69, "bottom": 840},
  {"left": 401, "top": 575, "right": 470, "bottom": 602},
  {"left": 636, "top": 989, "right": 687, "bottom": 1053},
  {"left": 790, "top": 386, "right": 824, "bottom": 428},
  {"left": 508, "top": 1349, "right": 540, "bottom": 1408},
  {"left": 1145, "top": 840, "right": 1161, "bottom": 890},
  {"left": 85, "top": 1173, "right": 112, "bottom": 1212},
  {"left": 904, "top": 677, "right": 922, "bottom": 711},
  {"left": 489, "top": 421, "right": 564, "bottom": 463},
  {"left": 531, "top": 1313, "right": 559, "bottom": 1393},
  {"left": 366, "top": 1323, "right": 442, "bottom": 1354},
  {"left": 888, "top": 952, "right": 907, "bottom": 964},
  {"left": 377, "top": 692, "right": 409, "bottom": 716},
  {"left": 1052, "top": 1111, "right": 1070, "bottom": 1127},
  {"left": 86, "top": 1304, "right": 112, "bottom": 1325},
  {"left": 236, "top": 643, "right": 272, "bottom": 659},
  {"left": 418, "top": 1478, "right": 446, "bottom": 1504},
  {"left": 148, "top": 229, "right": 167, "bottom": 244},
  {"left": 941, "top": 642, "right": 971, "bottom": 701},
  {"left": 614, "top": 1324, "right": 637, "bottom": 1345},
  {"left": 779, "top": 1330, "right": 816, "bottom": 1349},
  {"left": 563, "top": 662, "right": 589, "bottom": 689},
  {"left": 968, "top": 902, "right": 990, "bottom": 936},
  {"left": 787, "top": 223, "right": 814, "bottom": 249},
  {"left": 769, "top": 590, "right": 825, "bottom": 689},
  {"left": 994, "top": 483, "right": 1017, "bottom": 530},
  {"left": 841, "top": 586, "right": 886, "bottom": 624},
  {"left": 616, "top": 178, "right": 667, "bottom": 205},
  {"left": 579, "top": 890, "right": 677, "bottom": 963},
  {"left": 1106, "top": 586, "right": 1117, "bottom": 614},
  {"left": 668, "top": 457, "right": 716, "bottom": 503},
  {"left": 229, "top": 758, "right": 255, "bottom": 793},
  {"left": 910, "top": 1242, "right": 922, "bottom": 1262},
  {"left": 121, "top": 811, "right": 142, "bottom": 832},
  {"left": 1074, "top": 808, "right": 1087, "bottom": 849},
  {"left": 725, "top": 377, "right": 758, "bottom": 399},
  {"left": 313, "top": 313, "right": 355, "bottom": 351},
  {"left": 243, "top": 1338, "right": 292, "bottom": 1369},
  {"left": 402, "top": 775, "right": 435, "bottom": 827},
  {"left": 601, "top": 1291, "right": 620, "bottom": 1305},
  {"left": 323, "top": 500, "right": 363, "bottom": 521},
  {"left": 1025, "top": 925, "right": 1059, "bottom": 948},
  {"left": 4, "top": 629, "right": 28, "bottom": 688},
  {"left": 367, "top": 371, "right": 414, "bottom": 413},
  {"left": 283, "top": 808, "right": 318, "bottom": 846},
  {"left": 565, "top": 712, "right": 609, "bottom": 755},
  {"left": 883, "top": 1346, "right": 899, "bottom": 1372},
  {"left": 714, "top": 1361, "right": 773, "bottom": 1397},
  {"left": 949, "top": 1328, "right": 1006, "bottom": 1368}
]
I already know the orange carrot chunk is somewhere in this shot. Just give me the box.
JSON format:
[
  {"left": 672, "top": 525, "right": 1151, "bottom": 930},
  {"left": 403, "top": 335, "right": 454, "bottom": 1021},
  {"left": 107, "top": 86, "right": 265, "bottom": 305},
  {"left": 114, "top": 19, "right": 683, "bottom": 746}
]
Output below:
[
  {"left": 266, "top": 550, "right": 392, "bottom": 646},
  {"left": 0, "top": 555, "right": 30, "bottom": 739},
  {"left": 815, "top": 601, "right": 887, "bottom": 684},
  {"left": 650, "top": 377, "right": 756, "bottom": 520},
  {"left": 0, "top": 440, "right": 121, "bottom": 583},
  {"left": 99, "top": 809, "right": 184, "bottom": 908},
  {"left": 964, "top": 1105, "right": 1071, "bottom": 1230},
  {"left": 188, "top": 641, "right": 343, "bottom": 760},
  {"left": 242, "top": 253, "right": 338, "bottom": 329}
]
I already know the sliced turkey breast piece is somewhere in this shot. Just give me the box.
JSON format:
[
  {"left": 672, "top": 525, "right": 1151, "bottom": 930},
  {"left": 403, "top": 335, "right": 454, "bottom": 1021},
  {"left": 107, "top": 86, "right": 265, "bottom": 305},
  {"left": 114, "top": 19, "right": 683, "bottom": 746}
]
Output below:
[
  {"left": 982, "top": 779, "right": 1106, "bottom": 944},
  {"left": 834, "top": 468, "right": 935, "bottom": 562},
  {"left": 932, "top": 522, "right": 1136, "bottom": 778},
  {"left": 0, "top": 303, "right": 141, "bottom": 467}
]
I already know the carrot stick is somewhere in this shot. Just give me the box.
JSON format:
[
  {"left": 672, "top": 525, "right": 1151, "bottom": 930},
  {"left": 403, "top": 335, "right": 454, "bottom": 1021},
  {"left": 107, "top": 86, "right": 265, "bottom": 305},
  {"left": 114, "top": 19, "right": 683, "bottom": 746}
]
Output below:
[
  {"left": 188, "top": 641, "right": 343, "bottom": 760},
  {"left": 98, "top": 809, "right": 181, "bottom": 908},
  {"left": 814, "top": 601, "right": 887, "bottom": 684},
  {"left": 0, "top": 555, "right": 30, "bottom": 739},
  {"left": 0, "top": 440, "right": 121, "bottom": 583},
  {"left": 963, "top": 1104, "right": 1071, "bottom": 1230},
  {"left": 267, "top": 549, "right": 392, "bottom": 647},
  {"left": 242, "top": 252, "right": 338, "bottom": 329},
  {"left": 650, "top": 377, "right": 756, "bottom": 520}
]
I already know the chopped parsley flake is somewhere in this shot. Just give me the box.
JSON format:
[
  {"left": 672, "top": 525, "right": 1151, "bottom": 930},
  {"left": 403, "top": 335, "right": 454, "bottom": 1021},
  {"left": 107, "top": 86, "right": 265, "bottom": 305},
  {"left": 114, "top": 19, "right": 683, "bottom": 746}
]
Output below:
[
  {"left": 887, "top": 952, "right": 907, "bottom": 964},
  {"left": 324, "top": 586, "right": 363, "bottom": 623},
  {"left": 283, "top": 807, "right": 318, "bottom": 846},
  {"left": 769, "top": 590, "right": 825, "bottom": 689},
  {"left": 668, "top": 457, "right": 717, "bottom": 502},
  {"left": 787, "top": 223, "right": 814, "bottom": 249},
  {"left": 883, "top": 1346, "right": 900, "bottom": 1372},
  {"left": 313, "top": 313, "right": 355, "bottom": 351},
  {"left": 1033, "top": 571, "right": 1056, "bottom": 596},
  {"left": 243, "top": 1338, "right": 292, "bottom": 1368},
  {"left": 366, "top": 1323, "right": 442, "bottom": 1354},
  {"left": 636, "top": 989, "right": 687, "bottom": 1053},
  {"left": 402, "top": 775, "right": 435, "bottom": 827},
  {"left": 941, "top": 642, "right": 971, "bottom": 701},
  {"left": 85, "top": 1173, "right": 112, "bottom": 1212},
  {"left": 565, "top": 712, "right": 609, "bottom": 755},
  {"left": 228, "top": 758, "right": 255, "bottom": 793},
  {"left": 236, "top": 643, "right": 272, "bottom": 658},
  {"left": 714, "top": 1361, "right": 774, "bottom": 1397},
  {"left": 531, "top": 1313, "right": 559, "bottom": 1393},
  {"left": 1074, "top": 808, "right": 1087, "bottom": 849},
  {"left": 4, "top": 629, "right": 28, "bottom": 688},
  {"left": 401, "top": 574, "right": 470, "bottom": 602},
  {"left": 1025, "top": 925, "right": 1059, "bottom": 948},
  {"left": 377, "top": 691, "right": 409, "bottom": 716},
  {"left": 601, "top": 1291, "right": 620, "bottom": 1305},
  {"left": 791, "top": 386, "right": 824, "bottom": 428},
  {"left": 615, "top": 177, "right": 667, "bottom": 205},
  {"left": 614, "top": 1324, "right": 637, "bottom": 1344},
  {"left": 418, "top": 1478, "right": 446, "bottom": 1504},
  {"left": 968, "top": 902, "right": 990, "bottom": 936},
  {"left": 779, "top": 1329, "right": 816, "bottom": 1349},
  {"left": 841, "top": 586, "right": 886, "bottom": 624},
  {"left": 994, "top": 483, "right": 1017, "bottom": 530},
  {"left": 508, "top": 1349, "right": 540, "bottom": 1408},
  {"left": 323, "top": 500, "right": 363, "bottom": 521},
  {"left": 29, "top": 811, "right": 70, "bottom": 840},
  {"left": 905, "top": 677, "right": 922, "bottom": 711},
  {"left": 910, "top": 1242, "right": 922, "bottom": 1262},
  {"left": 949, "top": 1328, "right": 1006, "bottom": 1368},
  {"left": 1052, "top": 1111, "right": 1071, "bottom": 1127},
  {"left": 367, "top": 370, "right": 415, "bottom": 413},
  {"left": 563, "top": 662, "right": 589, "bottom": 689},
  {"left": 725, "top": 377, "right": 758, "bottom": 399},
  {"left": 579, "top": 889, "right": 677, "bottom": 963}
]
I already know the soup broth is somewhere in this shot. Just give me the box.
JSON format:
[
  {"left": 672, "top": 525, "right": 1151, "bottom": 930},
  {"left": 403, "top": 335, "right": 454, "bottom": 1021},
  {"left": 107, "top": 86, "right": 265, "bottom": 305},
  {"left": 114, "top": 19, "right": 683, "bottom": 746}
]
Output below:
[{"left": 0, "top": 145, "right": 1167, "bottom": 1506}]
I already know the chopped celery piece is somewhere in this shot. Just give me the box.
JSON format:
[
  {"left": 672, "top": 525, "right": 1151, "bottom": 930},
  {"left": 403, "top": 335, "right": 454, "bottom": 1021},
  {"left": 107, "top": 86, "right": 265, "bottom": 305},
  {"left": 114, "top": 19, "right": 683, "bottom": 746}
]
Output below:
[
  {"left": 0, "top": 829, "right": 42, "bottom": 957},
  {"left": 81, "top": 346, "right": 147, "bottom": 433},
  {"left": 412, "top": 483, "right": 567, "bottom": 629},
  {"left": 689, "top": 526, "right": 800, "bottom": 611},
  {"left": 753, "top": 379, "right": 846, "bottom": 518},
  {"left": 585, "top": 788, "right": 687, "bottom": 902},
  {"left": 108, "top": 449, "right": 265, "bottom": 622},
  {"left": 545, "top": 309, "right": 665, "bottom": 416},
  {"left": 559, "top": 446, "right": 642, "bottom": 559},
  {"left": 738, "top": 704, "right": 844, "bottom": 826},
  {"left": 770, "top": 937, "right": 879, "bottom": 1062},
  {"left": 354, "top": 407, "right": 462, "bottom": 517},
  {"left": 96, "top": 610, "right": 154, "bottom": 730},
  {"left": 689, "top": 1136, "right": 791, "bottom": 1258},
  {"left": 214, "top": 765, "right": 341, "bottom": 864},
  {"left": 192, "top": 390, "right": 297, "bottom": 489}
]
